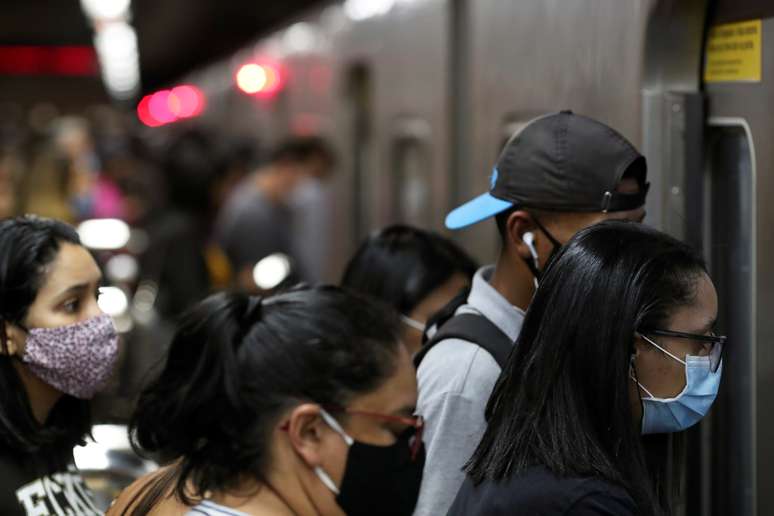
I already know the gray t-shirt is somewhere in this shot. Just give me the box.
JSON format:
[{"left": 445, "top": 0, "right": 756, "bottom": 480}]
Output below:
[
  {"left": 413, "top": 266, "right": 525, "bottom": 516},
  {"left": 216, "top": 182, "right": 293, "bottom": 272}
]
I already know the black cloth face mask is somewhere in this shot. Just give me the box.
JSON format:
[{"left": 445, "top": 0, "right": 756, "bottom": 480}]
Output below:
[{"left": 315, "top": 408, "right": 425, "bottom": 516}]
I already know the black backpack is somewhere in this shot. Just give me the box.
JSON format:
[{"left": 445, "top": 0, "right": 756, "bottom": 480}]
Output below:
[{"left": 413, "top": 287, "right": 513, "bottom": 370}]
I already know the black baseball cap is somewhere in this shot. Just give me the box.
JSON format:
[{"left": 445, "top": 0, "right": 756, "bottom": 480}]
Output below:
[{"left": 445, "top": 110, "right": 648, "bottom": 229}]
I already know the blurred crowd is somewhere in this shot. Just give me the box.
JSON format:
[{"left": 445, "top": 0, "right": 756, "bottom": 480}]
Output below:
[{"left": 0, "top": 102, "right": 336, "bottom": 421}]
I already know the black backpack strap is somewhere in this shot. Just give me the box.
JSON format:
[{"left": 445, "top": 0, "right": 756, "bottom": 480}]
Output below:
[
  {"left": 414, "top": 313, "right": 513, "bottom": 370},
  {"left": 422, "top": 286, "right": 470, "bottom": 345}
]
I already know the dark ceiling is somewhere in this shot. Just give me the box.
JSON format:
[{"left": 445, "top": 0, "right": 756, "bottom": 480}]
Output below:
[
  {"left": 132, "top": 0, "right": 327, "bottom": 92},
  {"left": 1, "top": 0, "right": 326, "bottom": 96}
]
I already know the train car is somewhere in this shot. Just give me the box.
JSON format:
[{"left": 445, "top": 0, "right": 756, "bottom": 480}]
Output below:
[{"left": 178, "top": 0, "right": 771, "bottom": 514}]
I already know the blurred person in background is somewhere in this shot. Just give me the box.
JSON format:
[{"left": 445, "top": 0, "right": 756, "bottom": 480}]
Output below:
[
  {"left": 341, "top": 225, "right": 477, "bottom": 356},
  {"left": 0, "top": 215, "right": 119, "bottom": 514},
  {"left": 140, "top": 128, "right": 217, "bottom": 319},
  {"left": 109, "top": 286, "right": 424, "bottom": 516},
  {"left": 288, "top": 136, "right": 336, "bottom": 283},
  {"left": 53, "top": 116, "right": 126, "bottom": 221},
  {"left": 0, "top": 150, "right": 19, "bottom": 218},
  {"left": 215, "top": 136, "right": 335, "bottom": 291}
]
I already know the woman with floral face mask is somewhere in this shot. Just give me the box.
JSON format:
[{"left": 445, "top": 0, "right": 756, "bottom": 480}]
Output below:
[
  {"left": 0, "top": 215, "right": 119, "bottom": 515},
  {"left": 450, "top": 220, "right": 724, "bottom": 516},
  {"left": 109, "top": 285, "right": 425, "bottom": 516}
]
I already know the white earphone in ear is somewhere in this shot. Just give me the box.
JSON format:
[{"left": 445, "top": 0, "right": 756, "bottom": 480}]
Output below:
[
  {"left": 523, "top": 231, "right": 539, "bottom": 264},
  {"left": 523, "top": 231, "right": 540, "bottom": 289}
]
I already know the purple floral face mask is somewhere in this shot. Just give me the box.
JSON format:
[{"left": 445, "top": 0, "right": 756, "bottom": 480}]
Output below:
[{"left": 21, "top": 314, "right": 119, "bottom": 399}]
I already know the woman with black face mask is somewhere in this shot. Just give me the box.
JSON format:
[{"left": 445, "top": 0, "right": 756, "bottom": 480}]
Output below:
[
  {"left": 0, "top": 215, "right": 119, "bottom": 515},
  {"left": 110, "top": 285, "right": 425, "bottom": 516}
]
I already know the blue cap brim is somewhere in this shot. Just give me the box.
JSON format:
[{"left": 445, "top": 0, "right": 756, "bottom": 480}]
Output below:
[{"left": 445, "top": 193, "right": 514, "bottom": 229}]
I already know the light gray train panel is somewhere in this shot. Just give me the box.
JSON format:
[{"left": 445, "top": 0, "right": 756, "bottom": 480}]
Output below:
[{"left": 699, "top": 7, "right": 774, "bottom": 516}]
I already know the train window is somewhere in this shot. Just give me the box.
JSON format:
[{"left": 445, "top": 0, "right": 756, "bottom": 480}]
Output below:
[
  {"left": 344, "top": 63, "right": 372, "bottom": 244},
  {"left": 701, "top": 120, "right": 755, "bottom": 516},
  {"left": 391, "top": 118, "right": 432, "bottom": 226}
]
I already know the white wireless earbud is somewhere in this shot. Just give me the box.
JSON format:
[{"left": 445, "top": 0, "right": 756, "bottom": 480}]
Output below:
[
  {"left": 523, "top": 231, "right": 540, "bottom": 289},
  {"left": 523, "top": 231, "right": 539, "bottom": 264}
]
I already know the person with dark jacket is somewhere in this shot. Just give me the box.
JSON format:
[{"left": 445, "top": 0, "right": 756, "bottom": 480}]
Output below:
[
  {"left": 450, "top": 221, "right": 724, "bottom": 516},
  {"left": 0, "top": 215, "right": 119, "bottom": 515}
]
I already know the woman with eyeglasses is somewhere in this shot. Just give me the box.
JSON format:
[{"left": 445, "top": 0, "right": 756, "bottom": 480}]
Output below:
[
  {"left": 449, "top": 220, "right": 724, "bottom": 516},
  {"left": 341, "top": 225, "right": 477, "bottom": 355},
  {"left": 109, "top": 285, "right": 425, "bottom": 516}
]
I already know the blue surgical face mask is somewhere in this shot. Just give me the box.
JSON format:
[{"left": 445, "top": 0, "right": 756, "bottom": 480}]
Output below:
[{"left": 632, "top": 334, "right": 723, "bottom": 434}]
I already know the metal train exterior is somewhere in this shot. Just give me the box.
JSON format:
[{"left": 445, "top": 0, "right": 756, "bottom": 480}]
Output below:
[{"left": 180, "top": 1, "right": 772, "bottom": 514}]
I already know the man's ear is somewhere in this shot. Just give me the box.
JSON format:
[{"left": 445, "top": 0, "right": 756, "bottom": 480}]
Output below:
[
  {"left": 505, "top": 210, "right": 536, "bottom": 260},
  {"left": 284, "top": 403, "right": 329, "bottom": 468}
]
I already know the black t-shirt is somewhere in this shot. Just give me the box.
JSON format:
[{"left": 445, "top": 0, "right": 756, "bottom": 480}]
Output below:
[
  {"left": 448, "top": 465, "right": 636, "bottom": 516},
  {"left": 0, "top": 449, "right": 101, "bottom": 515}
]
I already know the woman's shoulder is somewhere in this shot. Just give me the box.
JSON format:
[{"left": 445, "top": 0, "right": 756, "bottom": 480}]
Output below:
[
  {"left": 450, "top": 465, "right": 636, "bottom": 516},
  {"left": 107, "top": 465, "right": 191, "bottom": 516}
]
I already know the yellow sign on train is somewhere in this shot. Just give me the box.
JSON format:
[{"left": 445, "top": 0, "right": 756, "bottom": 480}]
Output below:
[{"left": 704, "top": 20, "right": 761, "bottom": 83}]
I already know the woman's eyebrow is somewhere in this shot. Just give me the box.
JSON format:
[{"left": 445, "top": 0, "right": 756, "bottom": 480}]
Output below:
[{"left": 52, "top": 283, "right": 90, "bottom": 301}]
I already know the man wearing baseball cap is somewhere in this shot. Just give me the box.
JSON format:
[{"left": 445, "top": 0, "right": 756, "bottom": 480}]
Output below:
[{"left": 412, "top": 111, "right": 649, "bottom": 516}]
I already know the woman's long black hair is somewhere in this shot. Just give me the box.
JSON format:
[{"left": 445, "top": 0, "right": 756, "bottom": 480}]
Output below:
[
  {"left": 0, "top": 215, "right": 91, "bottom": 462},
  {"left": 341, "top": 224, "right": 477, "bottom": 315},
  {"left": 126, "top": 285, "right": 402, "bottom": 513},
  {"left": 465, "top": 220, "right": 707, "bottom": 516}
]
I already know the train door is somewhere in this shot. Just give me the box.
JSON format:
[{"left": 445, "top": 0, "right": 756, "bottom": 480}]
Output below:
[
  {"left": 692, "top": 118, "right": 756, "bottom": 516},
  {"left": 344, "top": 62, "right": 373, "bottom": 245},
  {"left": 391, "top": 117, "right": 433, "bottom": 226},
  {"left": 691, "top": 3, "right": 774, "bottom": 514}
]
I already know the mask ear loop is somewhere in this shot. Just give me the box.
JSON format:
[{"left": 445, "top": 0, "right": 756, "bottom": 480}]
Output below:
[
  {"left": 629, "top": 348, "right": 659, "bottom": 401},
  {"left": 639, "top": 333, "right": 687, "bottom": 366},
  {"left": 400, "top": 315, "right": 425, "bottom": 332},
  {"left": 314, "top": 408, "right": 355, "bottom": 496},
  {"left": 319, "top": 408, "right": 354, "bottom": 446},
  {"left": 314, "top": 466, "right": 341, "bottom": 495}
]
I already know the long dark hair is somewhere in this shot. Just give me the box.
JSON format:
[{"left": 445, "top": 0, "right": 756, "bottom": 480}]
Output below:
[
  {"left": 341, "top": 224, "right": 477, "bottom": 315},
  {"left": 0, "top": 215, "right": 91, "bottom": 460},
  {"left": 465, "top": 220, "right": 706, "bottom": 516},
  {"left": 127, "top": 285, "right": 402, "bottom": 513}
]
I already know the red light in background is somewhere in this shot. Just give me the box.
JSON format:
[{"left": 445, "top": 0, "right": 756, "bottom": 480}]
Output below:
[
  {"left": 136, "top": 85, "right": 206, "bottom": 127},
  {"left": 235, "top": 63, "right": 283, "bottom": 97},
  {"left": 148, "top": 90, "right": 175, "bottom": 124},
  {"left": 0, "top": 46, "right": 97, "bottom": 76},
  {"left": 169, "top": 85, "right": 204, "bottom": 117},
  {"left": 136, "top": 95, "right": 161, "bottom": 127}
]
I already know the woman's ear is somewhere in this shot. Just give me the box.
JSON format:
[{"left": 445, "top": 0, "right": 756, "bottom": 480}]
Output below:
[
  {"left": 1, "top": 322, "right": 25, "bottom": 357},
  {"left": 284, "top": 403, "right": 328, "bottom": 468},
  {"left": 632, "top": 333, "right": 649, "bottom": 358}
]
